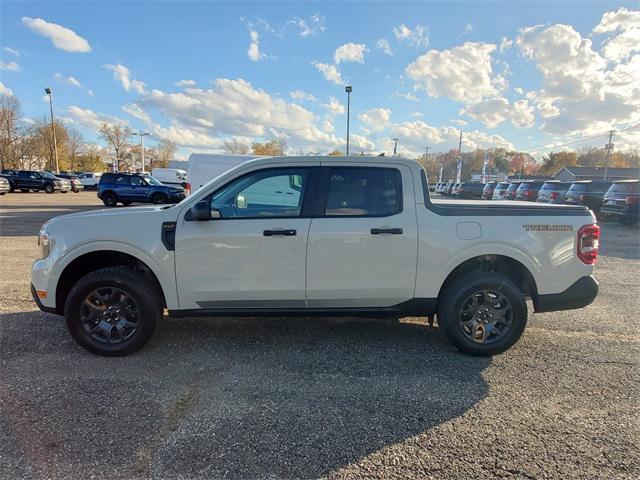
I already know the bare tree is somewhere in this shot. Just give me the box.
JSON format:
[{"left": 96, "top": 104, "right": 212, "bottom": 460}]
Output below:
[
  {"left": 0, "top": 94, "right": 30, "bottom": 169},
  {"left": 66, "top": 128, "right": 84, "bottom": 172},
  {"left": 223, "top": 138, "right": 250, "bottom": 155},
  {"left": 99, "top": 123, "right": 132, "bottom": 172},
  {"left": 155, "top": 138, "right": 177, "bottom": 168},
  {"left": 34, "top": 117, "right": 69, "bottom": 171}
]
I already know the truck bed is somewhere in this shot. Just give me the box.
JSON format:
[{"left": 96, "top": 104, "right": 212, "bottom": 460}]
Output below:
[{"left": 428, "top": 198, "right": 592, "bottom": 216}]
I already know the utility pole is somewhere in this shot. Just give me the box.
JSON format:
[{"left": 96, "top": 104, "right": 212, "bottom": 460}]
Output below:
[
  {"left": 393, "top": 138, "right": 399, "bottom": 156},
  {"left": 345, "top": 85, "right": 352, "bottom": 156},
  {"left": 425, "top": 146, "right": 430, "bottom": 161},
  {"left": 133, "top": 132, "right": 150, "bottom": 173},
  {"left": 458, "top": 130, "right": 463, "bottom": 153},
  {"left": 44, "top": 88, "right": 59, "bottom": 174},
  {"left": 457, "top": 130, "right": 463, "bottom": 183},
  {"left": 604, "top": 130, "right": 615, "bottom": 180}
]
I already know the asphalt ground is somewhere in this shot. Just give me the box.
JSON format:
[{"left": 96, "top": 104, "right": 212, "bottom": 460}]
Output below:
[{"left": 1, "top": 191, "right": 639, "bottom": 480}]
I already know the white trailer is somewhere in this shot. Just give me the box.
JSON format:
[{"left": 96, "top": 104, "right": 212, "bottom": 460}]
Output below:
[{"left": 187, "top": 154, "right": 259, "bottom": 192}]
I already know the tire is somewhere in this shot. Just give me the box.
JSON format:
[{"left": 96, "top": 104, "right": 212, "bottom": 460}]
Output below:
[
  {"left": 437, "top": 271, "right": 527, "bottom": 356},
  {"left": 152, "top": 192, "right": 168, "bottom": 204},
  {"left": 121, "top": 201, "right": 132, "bottom": 206},
  {"left": 45, "top": 184, "right": 54, "bottom": 194},
  {"left": 102, "top": 192, "right": 118, "bottom": 207},
  {"left": 20, "top": 189, "right": 30, "bottom": 193},
  {"left": 64, "top": 266, "right": 161, "bottom": 356},
  {"left": 60, "top": 191, "right": 67, "bottom": 194}
]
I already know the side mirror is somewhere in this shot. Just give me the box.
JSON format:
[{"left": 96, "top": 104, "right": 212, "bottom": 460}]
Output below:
[{"left": 190, "top": 200, "right": 212, "bottom": 221}]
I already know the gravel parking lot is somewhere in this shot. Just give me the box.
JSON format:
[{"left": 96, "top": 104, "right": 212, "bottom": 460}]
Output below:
[{"left": 1, "top": 192, "right": 639, "bottom": 480}]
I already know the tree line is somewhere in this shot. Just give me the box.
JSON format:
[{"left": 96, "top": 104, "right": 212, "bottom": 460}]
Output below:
[{"left": 0, "top": 94, "right": 176, "bottom": 173}]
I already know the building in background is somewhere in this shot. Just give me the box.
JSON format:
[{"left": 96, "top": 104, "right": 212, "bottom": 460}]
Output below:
[{"left": 553, "top": 166, "right": 640, "bottom": 182}]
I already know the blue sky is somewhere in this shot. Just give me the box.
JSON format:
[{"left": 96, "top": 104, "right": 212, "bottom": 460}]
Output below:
[{"left": 1, "top": 1, "right": 639, "bottom": 159}]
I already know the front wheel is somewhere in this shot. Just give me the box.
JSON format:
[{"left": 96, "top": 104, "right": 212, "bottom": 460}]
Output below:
[
  {"left": 45, "top": 184, "right": 54, "bottom": 194},
  {"left": 437, "top": 271, "right": 527, "bottom": 356},
  {"left": 151, "top": 193, "right": 168, "bottom": 204},
  {"left": 102, "top": 192, "right": 117, "bottom": 207},
  {"left": 64, "top": 266, "right": 162, "bottom": 356}
]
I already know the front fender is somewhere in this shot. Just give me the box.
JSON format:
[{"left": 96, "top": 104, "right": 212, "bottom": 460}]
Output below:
[{"left": 42, "top": 240, "right": 178, "bottom": 310}]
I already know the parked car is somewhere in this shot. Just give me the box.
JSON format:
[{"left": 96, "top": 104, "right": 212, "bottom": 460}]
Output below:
[
  {"left": 450, "top": 182, "right": 462, "bottom": 196},
  {"left": 77, "top": 172, "right": 103, "bottom": 190},
  {"left": 536, "top": 181, "right": 573, "bottom": 204},
  {"left": 600, "top": 180, "right": 639, "bottom": 225},
  {"left": 482, "top": 181, "right": 496, "bottom": 199},
  {"left": 564, "top": 181, "right": 613, "bottom": 216},
  {"left": 503, "top": 181, "right": 524, "bottom": 200},
  {"left": 57, "top": 173, "right": 85, "bottom": 193},
  {"left": 515, "top": 181, "right": 545, "bottom": 202},
  {"left": 0, "top": 176, "right": 10, "bottom": 195},
  {"left": 491, "top": 182, "right": 510, "bottom": 200},
  {"left": 32, "top": 155, "right": 599, "bottom": 357},
  {"left": 454, "top": 182, "right": 485, "bottom": 199},
  {"left": 1, "top": 170, "right": 63, "bottom": 193},
  {"left": 151, "top": 168, "right": 190, "bottom": 193},
  {"left": 442, "top": 182, "right": 454, "bottom": 195},
  {"left": 97, "top": 172, "right": 186, "bottom": 207}
]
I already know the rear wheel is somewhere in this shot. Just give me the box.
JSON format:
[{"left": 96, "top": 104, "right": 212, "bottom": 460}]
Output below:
[
  {"left": 102, "top": 192, "right": 117, "bottom": 207},
  {"left": 64, "top": 266, "right": 161, "bottom": 356},
  {"left": 152, "top": 192, "right": 168, "bottom": 204},
  {"left": 45, "top": 184, "right": 54, "bottom": 194},
  {"left": 437, "top": 271, "right": 527, "bottom": 356},
  {"left": 20, "top": 189, "right": 30, "bottom": 193}
]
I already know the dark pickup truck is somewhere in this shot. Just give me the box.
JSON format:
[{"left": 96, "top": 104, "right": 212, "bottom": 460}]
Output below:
[{"left": 0, "top": 170, "right": 65, "bottom": 193}]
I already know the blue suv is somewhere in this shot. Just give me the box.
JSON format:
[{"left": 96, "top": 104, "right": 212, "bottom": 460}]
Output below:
[{"left": 97, "top": 173, "right": 185, "bottom": 207}]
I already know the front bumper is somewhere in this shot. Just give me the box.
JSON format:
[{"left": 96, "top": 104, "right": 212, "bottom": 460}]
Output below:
[
  {"left": 534, "top": 275, "right": 599, "bottom": 313},
  {"left": 31, "top": 283, "right": 58, "bottom": 314},
  {"left": 168, "top": 193, "right": 186, "bottom": 203}
]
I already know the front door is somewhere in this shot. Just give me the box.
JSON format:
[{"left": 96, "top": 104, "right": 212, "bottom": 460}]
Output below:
[
  {"left": 306, "top": 164, "right": 418, "bottom": 308},
  {"left": 175, "top": 165, "right": 317, "bottom": 310}
]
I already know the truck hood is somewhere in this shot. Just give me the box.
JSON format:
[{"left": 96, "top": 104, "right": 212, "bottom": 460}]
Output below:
[{"left": 43, "top": 204, "right": 177, "bottom": 230}]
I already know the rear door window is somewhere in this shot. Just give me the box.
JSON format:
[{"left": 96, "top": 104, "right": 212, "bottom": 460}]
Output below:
[{"left": 323, "top": 167, "right": 402, "bottom": 217}]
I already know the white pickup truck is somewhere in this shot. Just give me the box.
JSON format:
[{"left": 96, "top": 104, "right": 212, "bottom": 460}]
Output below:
[{"left": 32, "top": 156, "right": 600, "bottom": 357}]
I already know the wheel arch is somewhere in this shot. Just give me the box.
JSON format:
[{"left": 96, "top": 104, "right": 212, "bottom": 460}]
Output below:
[
  {"left": 438, "top": 254, "right": 539, "bottom": 303},
  {"left": 55, "top": 247, "right": 169, "bottom": 314}
]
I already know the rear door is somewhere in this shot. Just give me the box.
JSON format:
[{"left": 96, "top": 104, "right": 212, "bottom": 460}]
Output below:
[{"left": 305, "top": 163, "right": 418, "bottom": 308}]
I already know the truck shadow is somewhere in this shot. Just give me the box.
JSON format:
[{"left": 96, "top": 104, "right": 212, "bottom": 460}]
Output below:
[
  {"left": 0, "top": 205, "right": 103, "bottom": 236},
  {"left": 598, "top": 221, "right": 640, "bottom": 260},
  {"left": 1, "top": 312, "right": 490, "bottom": 479}
]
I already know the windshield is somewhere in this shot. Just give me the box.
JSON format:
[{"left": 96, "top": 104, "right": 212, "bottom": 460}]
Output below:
[
  {"left": 143, "top": 175, "right": 164, "bottom": 186},
  {"left": 607, "top": 182, "right": 639, "bottom": 195},
  {"left": 506, "top": 183, "right": 520, "bottom": 192},
  {"left": 567, "top": 183, "right": 588, "bottom": 193},
  {"left": 40, "top": 172, "right": 57, "bottom": 179}
]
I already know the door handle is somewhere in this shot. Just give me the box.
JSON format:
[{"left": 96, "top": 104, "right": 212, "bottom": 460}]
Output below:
[
  {"left": 263, "top": 229, "right": 297, "bottom": 236},
  {"left": 370, "top": 228, "right": 403, "bottom": 235}
]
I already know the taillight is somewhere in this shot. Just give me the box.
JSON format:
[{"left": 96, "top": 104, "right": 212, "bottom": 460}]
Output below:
[
  {"left": 625, "top": 196, "right": 638, "bottom": 205},
  {"left": 550, "top": 191, "right": 558, "bottom": 200},
  {"left": 185, "top": 182, "right": 191, "bottom": 196},
  {"left": 525, "top": 190, "right": 535, "bottom": 197},
  {"left": 577, "top": 224, "right": 600, "bottom": 265}
]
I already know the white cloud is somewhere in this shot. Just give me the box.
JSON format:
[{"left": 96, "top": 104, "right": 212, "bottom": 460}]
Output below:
[
  {"left": 410, "top": 112, "right": 423, "bottom": 118},
  {"left": 499, "top": 37, "right": 513, "bottom": 52},
  {"left": 514, "top": 87, "right": 524, "bottom": 95},
  {"left": 451, "top": 119, "right": 468, "bottom": 126},
  {"left": 176, "top": 79, "right": 197, "bottom": 88},
  {"left": 516, "top": 22, "right": 640, "bottom": 135},
  {"left": 376, "top": 39, "right": 393, "bottom": 56},
  {"left": 247, "top": 30, "right": 265, "bottom": 62},
  {"left": 321, "top": 120, "right": 334, "bottom": 133},
  {"left": 290, "top": 90, "right": 316, "bottom": 102},
  {"left": 390, "top": 120, "right": 514, "bottom": 155},
  {"left": 406, "top": 42, "right": 506, "bottom": 103},
  {"left": 87, "top": 89, "right": 94, "bottom": 96},
  {"left": 0, "top": 82, "right": 13, "bottom": 96},
  {"left": 0, "top": 61, "right": 20, "bottom": 72},
  {"left": 67, "top": 106, "right": 128, "bottom": 130},
  {"left": 104, "top": 64, "right": 147, "bottom": 94},
  {"left": 21, "top": 17, "right": 91, "bottom": 52},
  {"left": 463, "top": 22, "right": 473, "bottom": 35},
  {"left": 593, "top": 8, "right": 640, "bottom": 62},
  {"left": 312, "top": 61, "right": 343, "bottom": 85},
  {"left": 288, "top": 13, "right": 325, "bottom": 37},
  {"left": 3, "top": 47, "right": 19, "bottom": 57},
  {"left": 321, "top": 96, "right": 346, "bottom": 115},
  {"left": 54, "top": 73, "right": 82, "bottom": 88},
  {"left": 334, "top": 43, "right": 368, "bottom": 64},
  {"left": 461, "top": 97, "right": 534, "bottom": 128},
  {"left": 393, "top": 24, "right": 429, "bottom": 47},
  {"left": 392, "top": 92, "right": 419, "bottom": 102},
  {"left": 358, "top": 108, "right": 391, "bottom": 133},
  {"left": 139, "top": 78, "right": 347, "bottom": 152},
  {"left": 122, "top": 103, "right": 152, "bottom": 123}
]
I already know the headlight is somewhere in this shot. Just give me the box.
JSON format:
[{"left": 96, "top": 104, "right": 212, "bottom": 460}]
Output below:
[{"left": 37, "top": 229, "right": 51, "bottom": 259}]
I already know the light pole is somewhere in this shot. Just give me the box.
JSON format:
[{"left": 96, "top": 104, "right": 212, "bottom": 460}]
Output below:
[
  {"left": 133, "top": 132, "right": 150, "bottom": 173},
  {"left": 393, "top": 138, "right": 399, "bottom": 156},
  {"left": 345, "top": 85, "right": 352, "bottom": 156},
  {"left": 44, "top": 88, "right": 59, "bottom": 174}
]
